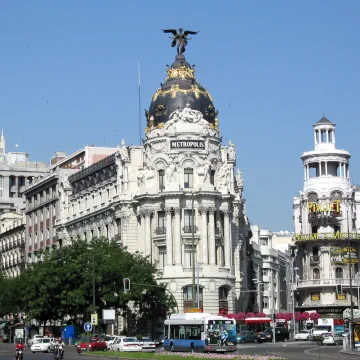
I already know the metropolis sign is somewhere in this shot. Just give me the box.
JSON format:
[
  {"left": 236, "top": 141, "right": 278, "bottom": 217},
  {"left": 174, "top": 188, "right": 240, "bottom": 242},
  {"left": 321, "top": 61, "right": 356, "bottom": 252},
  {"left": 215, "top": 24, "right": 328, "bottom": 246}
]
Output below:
[{"left": 170, "top": 140, "right": 205, "bottom": 149}]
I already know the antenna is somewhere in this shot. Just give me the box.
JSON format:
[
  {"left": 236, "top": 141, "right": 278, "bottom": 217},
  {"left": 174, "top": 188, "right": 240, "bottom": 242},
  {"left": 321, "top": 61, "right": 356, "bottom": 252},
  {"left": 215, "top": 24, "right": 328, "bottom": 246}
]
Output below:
[{"left": 138, "top": 62, "right": 141, "bottom": 145}]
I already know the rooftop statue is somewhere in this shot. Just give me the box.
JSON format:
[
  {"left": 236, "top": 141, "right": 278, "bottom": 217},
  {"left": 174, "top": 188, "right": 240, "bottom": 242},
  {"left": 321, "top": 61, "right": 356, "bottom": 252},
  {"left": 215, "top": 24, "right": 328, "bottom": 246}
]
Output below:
[{"left": 162, "top": 28, "right": 199, "bottom": 55}]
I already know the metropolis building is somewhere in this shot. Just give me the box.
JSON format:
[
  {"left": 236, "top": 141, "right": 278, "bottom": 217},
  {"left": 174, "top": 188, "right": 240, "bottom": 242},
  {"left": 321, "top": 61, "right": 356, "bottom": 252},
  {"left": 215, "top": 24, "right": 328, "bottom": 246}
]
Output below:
[
  {"left": 55, "top": 52, "right": 251, "bottom": 321},
  {"left": 293, "top": 117, "right": 360, "bottom": 318}
]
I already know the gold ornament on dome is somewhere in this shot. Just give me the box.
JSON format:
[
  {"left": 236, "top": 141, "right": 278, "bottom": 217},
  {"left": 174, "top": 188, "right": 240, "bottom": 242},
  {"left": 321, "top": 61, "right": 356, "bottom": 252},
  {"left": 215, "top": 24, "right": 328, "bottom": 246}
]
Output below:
[
  {"left": 152, "top": 84, "right": 213, "bottom": 102},
  {"left": 166, "top": 66, "right": 195, "bottom": 81},
  {"left": 214, "top": 117, "right": 219, "bottom": 131}
]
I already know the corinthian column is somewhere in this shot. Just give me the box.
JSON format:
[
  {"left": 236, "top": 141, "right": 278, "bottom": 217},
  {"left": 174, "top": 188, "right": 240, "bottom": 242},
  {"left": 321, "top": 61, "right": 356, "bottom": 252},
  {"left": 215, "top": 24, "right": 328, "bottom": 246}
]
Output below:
[
  {"left": 145, "top": 212, "right": 151, "bottom": 257},
  {"left": 166, "top": 208, "right": 173, "bottom": 265},
  {"left": 174, "top": 208, "right": 182, "bottom": 265},
  {"left": 224, "top": 210, "right": 230, "bottom": 267},
  {"left": 200, "top": 208, "right": 208, "bottom": 264},
  {"left": 209, "top": 208, "right": 216, "bottom": 265}
]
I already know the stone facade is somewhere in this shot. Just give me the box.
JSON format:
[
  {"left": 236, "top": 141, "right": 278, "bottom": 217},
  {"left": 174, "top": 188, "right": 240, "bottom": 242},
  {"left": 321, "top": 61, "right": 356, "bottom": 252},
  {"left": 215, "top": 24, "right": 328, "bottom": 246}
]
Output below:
[
  {"left": 250, "top": 226, "right": 292, "bottom": 315},
  {"left": 0, "top": 212, "right": 25, "bottom": 277},
  {"left": 55, "top": 54, "right": 252, "bottom": 328},
  {"left": 0, "top": 131, "right": 48, "bottom": 214},
  {"left": 293, "top": 117, "right": 360, "bottom": 315}
]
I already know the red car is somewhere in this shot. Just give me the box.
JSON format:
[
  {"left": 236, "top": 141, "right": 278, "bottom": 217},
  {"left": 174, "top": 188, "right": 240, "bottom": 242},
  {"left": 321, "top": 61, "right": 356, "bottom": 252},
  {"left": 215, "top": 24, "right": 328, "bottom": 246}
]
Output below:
[{"left": 77, "top": 338, "right": 108, "bottom": 352}]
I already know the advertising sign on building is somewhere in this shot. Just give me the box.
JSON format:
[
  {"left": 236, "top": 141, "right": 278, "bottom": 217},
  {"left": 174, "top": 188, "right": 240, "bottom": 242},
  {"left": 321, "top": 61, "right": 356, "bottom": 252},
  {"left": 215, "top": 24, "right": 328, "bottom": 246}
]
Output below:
[
  {"left": 170, "top": 140, "right": 205, "bottom": 150},
  {"left": 330, "top": 246, "right": 358, "bottom": 264},
  {"left": 311, "top": 292, "right": 320, "bottom": 301}
]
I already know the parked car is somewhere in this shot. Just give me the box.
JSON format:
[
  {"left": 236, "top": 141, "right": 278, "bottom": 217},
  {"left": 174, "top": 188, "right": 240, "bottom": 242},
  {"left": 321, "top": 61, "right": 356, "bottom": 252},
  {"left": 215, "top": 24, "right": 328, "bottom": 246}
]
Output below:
[
  {"left": 30, "top": 338, "right": 57, "bottom": 353},
  {"left": 111, "top": 337, "right": 142, "bottom": 352},
  {"left": 322, "top": 332, "right": 343, "bottom": 346},
  {"left": 257, "top": 328, "right": 289, "bottom": 343},
  {"left": 137, "top": 337, "right": 156, "bottom": 352},
  {"left": 105, "top": 335, "right": 120, "bottom": 348},
  {"left": 237, "top": 331, "right": 257, "bottom": 343},
  {"left": 77, "top": 337, "right": 107, "bottom": 352},
  {"left": 295, "top": 330, "right": 310, "bottom": 341}
]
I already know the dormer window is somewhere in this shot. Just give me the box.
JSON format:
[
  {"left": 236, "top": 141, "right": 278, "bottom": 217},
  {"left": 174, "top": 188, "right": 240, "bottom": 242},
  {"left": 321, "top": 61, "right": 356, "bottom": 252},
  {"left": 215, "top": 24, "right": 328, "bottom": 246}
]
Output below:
[{"left": 184, "top": 168, "right": 193, "bottom": 189}]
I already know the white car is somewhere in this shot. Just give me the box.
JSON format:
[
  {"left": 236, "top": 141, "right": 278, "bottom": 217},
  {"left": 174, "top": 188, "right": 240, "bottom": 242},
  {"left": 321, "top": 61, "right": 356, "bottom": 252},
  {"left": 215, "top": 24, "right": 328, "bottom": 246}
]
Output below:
[
  {"left": 28, "top": 335, "right": 44, "bottom": 346},
  {"left": 106, "top": 335, "right": 121, "bottom": 348},
  {"left": 295, "top": 330, "right": 310, "bottom": 341},
  {"left": 322, "top": 332, "right": 343, "bottom": 345},
  {"left": 111, "top": 337, "right": 142, "bottom": 352},
  {"left": 137, "top": 337, "right": 156, "bottom": 352},
  {"left": 30, "top": 338, "right": 57, "bottom": 353}
]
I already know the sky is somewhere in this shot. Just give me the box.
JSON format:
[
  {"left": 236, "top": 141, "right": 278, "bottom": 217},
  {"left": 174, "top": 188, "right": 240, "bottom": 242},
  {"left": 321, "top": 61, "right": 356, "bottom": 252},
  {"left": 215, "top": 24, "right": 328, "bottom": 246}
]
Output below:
[{"left": 1, "top": 1, "right": 359, "bottom": 231}]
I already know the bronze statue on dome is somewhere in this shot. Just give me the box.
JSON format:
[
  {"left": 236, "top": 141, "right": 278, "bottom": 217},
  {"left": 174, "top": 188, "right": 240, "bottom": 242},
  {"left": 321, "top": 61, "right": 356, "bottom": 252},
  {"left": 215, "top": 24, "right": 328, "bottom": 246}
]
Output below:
[{"left": 162, "top": 28, "right": 199, "bottom": 55}]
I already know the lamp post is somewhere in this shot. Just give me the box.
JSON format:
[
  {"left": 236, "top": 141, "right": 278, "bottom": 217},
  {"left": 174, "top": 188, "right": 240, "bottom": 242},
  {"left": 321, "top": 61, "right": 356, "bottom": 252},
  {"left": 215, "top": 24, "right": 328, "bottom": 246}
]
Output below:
[
  {"left": 92, "top": 249, "right": 96, "bottom": 334},
  {"left": 289, "top": 244, "right": 298, "bottom": 339}
]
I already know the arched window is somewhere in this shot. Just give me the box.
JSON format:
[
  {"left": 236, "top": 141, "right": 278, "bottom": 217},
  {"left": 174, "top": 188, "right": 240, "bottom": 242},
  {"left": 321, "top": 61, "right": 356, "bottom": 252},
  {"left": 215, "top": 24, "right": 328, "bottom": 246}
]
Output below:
[
  {"left": 219, "top": 286, "right": 229, "bottom": 315},
  {"left": 158, "top": 170, "right": 165, "bottom": 190},
  {"left": 313, "top": 268, "right": 320, "bottom": 280},
  {"left": 335, "top": 267, "right": 343, "bottom": 279},
  {"left": 184, "top": 168, "right": 193, "bottom": 189},
  {"left": 183, "top": 286, "right": 203, "bottom": 312}
]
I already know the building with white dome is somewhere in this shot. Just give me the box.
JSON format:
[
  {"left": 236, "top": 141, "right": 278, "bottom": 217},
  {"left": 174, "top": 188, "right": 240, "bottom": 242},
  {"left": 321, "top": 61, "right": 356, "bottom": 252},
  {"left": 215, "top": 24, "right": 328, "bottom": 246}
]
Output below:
[
  {"left": 293, "top": 117, "right": 360, "bottom": 318},
  {"left": 55, "top": 52, "right": 252, "bottom": 325}
]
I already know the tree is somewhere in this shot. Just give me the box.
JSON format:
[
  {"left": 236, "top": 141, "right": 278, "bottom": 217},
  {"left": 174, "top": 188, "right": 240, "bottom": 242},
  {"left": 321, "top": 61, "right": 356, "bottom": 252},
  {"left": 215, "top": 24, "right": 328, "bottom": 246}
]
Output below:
[{"left": 1, "top": 237, "right": 176, "bottom": 327}]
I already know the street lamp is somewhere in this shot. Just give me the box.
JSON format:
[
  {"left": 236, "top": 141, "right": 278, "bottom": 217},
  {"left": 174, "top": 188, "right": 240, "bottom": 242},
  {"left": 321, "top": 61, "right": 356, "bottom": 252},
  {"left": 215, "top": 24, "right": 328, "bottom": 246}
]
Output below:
[
  {"left": 191, "top": 193, "right": 196, "bottom": 308},
  {"left": 347, "top": 210, "right": 354, "bottom": 350}
]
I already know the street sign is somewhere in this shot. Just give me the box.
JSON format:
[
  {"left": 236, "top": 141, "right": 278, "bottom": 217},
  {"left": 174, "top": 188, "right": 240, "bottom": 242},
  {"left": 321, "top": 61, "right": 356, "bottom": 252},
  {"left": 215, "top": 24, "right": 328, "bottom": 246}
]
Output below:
[
  {"left": 84, "top": 322, "right": 92, "bottom": 332},
  {"left": 91, "top": 313, "right": 98, "bottom": 326}
]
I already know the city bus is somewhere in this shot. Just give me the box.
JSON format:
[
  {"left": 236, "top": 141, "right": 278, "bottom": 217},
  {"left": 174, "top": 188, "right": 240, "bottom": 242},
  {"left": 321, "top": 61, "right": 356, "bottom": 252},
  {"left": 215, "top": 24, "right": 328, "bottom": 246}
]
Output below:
[{"left": 164, "top": 313, "right": 237, "bottom": 352}]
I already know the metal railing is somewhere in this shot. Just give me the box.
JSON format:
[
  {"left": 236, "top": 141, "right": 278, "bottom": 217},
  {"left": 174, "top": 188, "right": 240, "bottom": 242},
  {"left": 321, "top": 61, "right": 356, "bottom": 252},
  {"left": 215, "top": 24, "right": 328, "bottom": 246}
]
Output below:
[
  {"left": 155, "top": 227, "right": 166, "bottom": 235},
  {"left": 183, "top": 226, "right": 198, "bottom": 233},
  {"left": 310, "top": 256, "right": 320, "bottom": 264}
]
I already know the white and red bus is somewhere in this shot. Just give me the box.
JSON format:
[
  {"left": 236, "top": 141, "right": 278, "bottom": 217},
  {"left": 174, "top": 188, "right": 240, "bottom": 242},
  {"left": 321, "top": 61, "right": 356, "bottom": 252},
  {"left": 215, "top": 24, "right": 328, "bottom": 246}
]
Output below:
[{"left": 238, "top": 317, "right": 288, "bottom": 334}]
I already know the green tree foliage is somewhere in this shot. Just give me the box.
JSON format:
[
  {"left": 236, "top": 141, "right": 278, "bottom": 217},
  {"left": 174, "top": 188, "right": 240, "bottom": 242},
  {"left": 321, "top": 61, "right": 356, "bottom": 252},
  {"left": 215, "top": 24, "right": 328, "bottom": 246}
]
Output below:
[{"left": 0, "top": 238, "right": 176, "bottom": 324}]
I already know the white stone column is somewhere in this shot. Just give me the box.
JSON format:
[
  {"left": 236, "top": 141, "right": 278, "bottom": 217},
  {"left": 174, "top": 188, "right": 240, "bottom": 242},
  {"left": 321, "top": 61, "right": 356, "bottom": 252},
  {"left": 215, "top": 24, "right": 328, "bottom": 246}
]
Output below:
[
  {"left": 174, "top": 208, "right": 182, "bottom": 265},
  {"left": 224, "top": 211, "right": 231, "bottom": 267},
  {"left": 200, "top": 208, "right": 208, "bottom": 264},
  {"left": 314, "top": 130, "right": 317, "bottom": 144},
  {"left": 145, "top": 212, "right": 151, "bottom": 257},
  {"left": 307, "top": 164, "right": 310, "bottom": 179},
  {"left": 304, "top": 166, "right": 307, "bottom": 180},
  {"left": 325, "top": 161, "right": 328, "bottom": 176},
  {"left": 326, "top": 130, "right": 329, "bottom": 143},
  {"left": 124, "top": 167, "right": 128, "bottom": 191},
  {"left": 319, "top": 162, "right": 322, "bottom": 176},
  {"left": 347, "top": 164, "right": 350, "bottom": 179},
  {"left": 209, "top": 208, "right": 216, "bottom": 265},
  {"left": 166, "top": 208, "right": 173, "bottom": 265},
  {"left": 333, "top": 130, "right": 336, "bottom": 144}
]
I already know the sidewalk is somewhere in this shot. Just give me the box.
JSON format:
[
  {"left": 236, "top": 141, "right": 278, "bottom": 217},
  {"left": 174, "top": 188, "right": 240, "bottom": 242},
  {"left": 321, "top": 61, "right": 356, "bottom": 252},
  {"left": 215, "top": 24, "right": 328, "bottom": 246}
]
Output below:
[{"left": 341, "top": 349, "right": 360, "bottom": 356}]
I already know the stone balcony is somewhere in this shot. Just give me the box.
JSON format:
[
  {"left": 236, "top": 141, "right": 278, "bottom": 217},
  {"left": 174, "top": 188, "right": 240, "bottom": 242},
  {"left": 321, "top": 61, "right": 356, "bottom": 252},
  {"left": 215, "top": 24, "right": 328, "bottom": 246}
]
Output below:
[{"left": 296, "top": 278, "right": 360, "bottom": 288}]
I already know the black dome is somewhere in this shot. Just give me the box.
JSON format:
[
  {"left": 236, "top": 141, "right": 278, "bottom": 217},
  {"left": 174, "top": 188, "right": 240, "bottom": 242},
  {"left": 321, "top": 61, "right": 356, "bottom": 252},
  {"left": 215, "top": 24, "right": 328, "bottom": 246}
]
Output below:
[{"left": 145, "top": 55, "right": 217, "bottom": 129}]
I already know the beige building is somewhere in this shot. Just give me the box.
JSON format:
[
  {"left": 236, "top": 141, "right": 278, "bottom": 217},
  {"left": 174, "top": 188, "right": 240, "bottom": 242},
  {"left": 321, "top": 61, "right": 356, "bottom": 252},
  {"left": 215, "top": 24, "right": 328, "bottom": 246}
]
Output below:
[{"left": 0, "top": 212, "right": 26, "bottom": 277}]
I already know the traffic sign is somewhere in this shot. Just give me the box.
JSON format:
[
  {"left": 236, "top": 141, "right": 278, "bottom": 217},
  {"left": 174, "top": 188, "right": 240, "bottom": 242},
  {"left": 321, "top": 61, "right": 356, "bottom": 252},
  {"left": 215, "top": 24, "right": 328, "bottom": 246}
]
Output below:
[
  {"left": 91, "top": 313, "right": 98, "bottom": 326},
  {"left": 84, "top": 322, "right": 92, "bottom": 332}
]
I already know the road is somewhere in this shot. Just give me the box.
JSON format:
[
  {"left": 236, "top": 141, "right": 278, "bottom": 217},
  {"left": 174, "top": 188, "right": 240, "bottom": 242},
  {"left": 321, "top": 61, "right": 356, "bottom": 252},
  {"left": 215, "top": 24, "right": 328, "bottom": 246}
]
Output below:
[{"left": 1, "top": 342, "right": 360, "bottom": 360}]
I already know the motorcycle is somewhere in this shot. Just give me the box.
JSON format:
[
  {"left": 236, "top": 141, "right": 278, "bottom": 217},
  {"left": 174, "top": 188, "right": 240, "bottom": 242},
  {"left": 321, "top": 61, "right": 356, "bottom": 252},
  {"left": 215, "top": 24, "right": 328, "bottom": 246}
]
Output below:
[
  {"left": 58, "top": 345, "right": 64, "bottom": 360},
  {"left": 15, "top": 349, "right": 23, "bottom": 360}
]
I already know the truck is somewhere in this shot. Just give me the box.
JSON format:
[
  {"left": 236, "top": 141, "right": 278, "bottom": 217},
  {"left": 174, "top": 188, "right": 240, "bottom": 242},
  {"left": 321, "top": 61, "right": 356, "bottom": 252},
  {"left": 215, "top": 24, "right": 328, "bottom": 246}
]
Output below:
[{"left": 309, "top": 318, "right": 345, "bottom": 340}]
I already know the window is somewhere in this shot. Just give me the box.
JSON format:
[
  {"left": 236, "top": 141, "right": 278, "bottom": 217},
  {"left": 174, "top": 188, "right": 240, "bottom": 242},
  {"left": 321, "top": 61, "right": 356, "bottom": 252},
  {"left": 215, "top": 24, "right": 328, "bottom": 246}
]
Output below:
[
  {"left": 169, "top": 324, "right": 203, "bottom": 340},
  {"left": 334, "top": 225, "right": 341, "bottom": 233},
  {"left": 184, "top": 209, "right": 196, "bottom": 233},
  {"left": 46, "top": 207, "right": 50, "bottom": 219},
  {"left": 156, "top": 211, "right": 166, "bottom": 234},
  {"left": 311, "top": 226, "right": 318, "bottom": 234},
  {"left": 184, "top": 245, "right": 194, "bottom": 267},
  {"left": 263, "top": 282, "right": 270, "bottom": 291},
  {"left": 158, "top": 246, "right": 167, "bottom": 269},
  {"left": 335, "top": 267, "right": 343, "bottom": 279},
  {"left": 158, "top": 170, "right": 165, "bottom": 190},
  {"left": 260, "top": 237, "right": 268, "bottom": 246},
  {"left": 262, "top": 269, "right": 269, "bottom": 277},
  {"left": 184, "top": 168, "right": 193, "bottom": 188},
  {"left": 210, "top": 170, "right": 215, "bottom": 185},
  {"left": 313, "top": 268, "right": 320, "bottom": 279}
]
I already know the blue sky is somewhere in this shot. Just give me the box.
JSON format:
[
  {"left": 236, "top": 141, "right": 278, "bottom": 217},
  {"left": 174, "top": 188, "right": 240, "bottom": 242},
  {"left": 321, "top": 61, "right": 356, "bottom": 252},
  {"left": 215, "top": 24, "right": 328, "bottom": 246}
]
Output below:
[{"left": 1, "top": 1, "right": 359, "bottom": 231}]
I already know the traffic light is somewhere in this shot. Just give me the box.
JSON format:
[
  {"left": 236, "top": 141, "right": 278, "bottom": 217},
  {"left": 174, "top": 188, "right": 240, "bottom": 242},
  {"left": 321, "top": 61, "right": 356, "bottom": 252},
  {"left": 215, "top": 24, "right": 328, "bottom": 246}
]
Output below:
[
  {"left": 123, "top": 278, "right": 131, "bottom": 292},
  {"left": 336, "top": 285, "right": 342, "bottom": 295},
  {"left": 272, "top": 314, "right": 276, "bottom": 322}
]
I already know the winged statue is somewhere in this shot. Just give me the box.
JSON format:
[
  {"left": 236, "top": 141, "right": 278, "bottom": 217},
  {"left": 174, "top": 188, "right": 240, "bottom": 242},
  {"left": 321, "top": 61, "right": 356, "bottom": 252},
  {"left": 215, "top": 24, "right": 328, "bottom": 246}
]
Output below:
[{"left": 162, "top": 28, "right": 199, "bottom": 56}]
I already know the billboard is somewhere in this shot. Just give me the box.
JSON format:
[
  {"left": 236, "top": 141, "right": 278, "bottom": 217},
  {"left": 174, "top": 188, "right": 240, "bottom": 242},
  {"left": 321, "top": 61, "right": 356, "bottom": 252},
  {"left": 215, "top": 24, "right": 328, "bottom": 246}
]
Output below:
[{"left": 330, "top": 246, "right": 358, "bottom": 264}]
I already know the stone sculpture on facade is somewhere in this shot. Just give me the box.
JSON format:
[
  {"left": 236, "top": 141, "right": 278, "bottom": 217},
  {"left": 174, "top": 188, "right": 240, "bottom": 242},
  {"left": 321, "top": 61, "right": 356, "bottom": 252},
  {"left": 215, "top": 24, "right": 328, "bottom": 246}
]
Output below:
[
  {"left": 167, "top": 159, "right": 179, "bottom": 184},
  {"left": 162, "top": 28, "right": 199, "bottom": 56},
  {"left": 227, "top": 140, "right": 236, "bottom": 161},
  {"left": 119, "top": 139, "right": 129, "bottom": 160}
]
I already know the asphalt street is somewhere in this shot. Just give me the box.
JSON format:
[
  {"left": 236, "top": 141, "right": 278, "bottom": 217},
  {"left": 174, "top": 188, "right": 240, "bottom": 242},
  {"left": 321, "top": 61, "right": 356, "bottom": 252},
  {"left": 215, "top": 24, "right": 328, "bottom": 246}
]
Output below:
[{"left": 1, "top": 342, "right": 360, "bottom": 360}]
